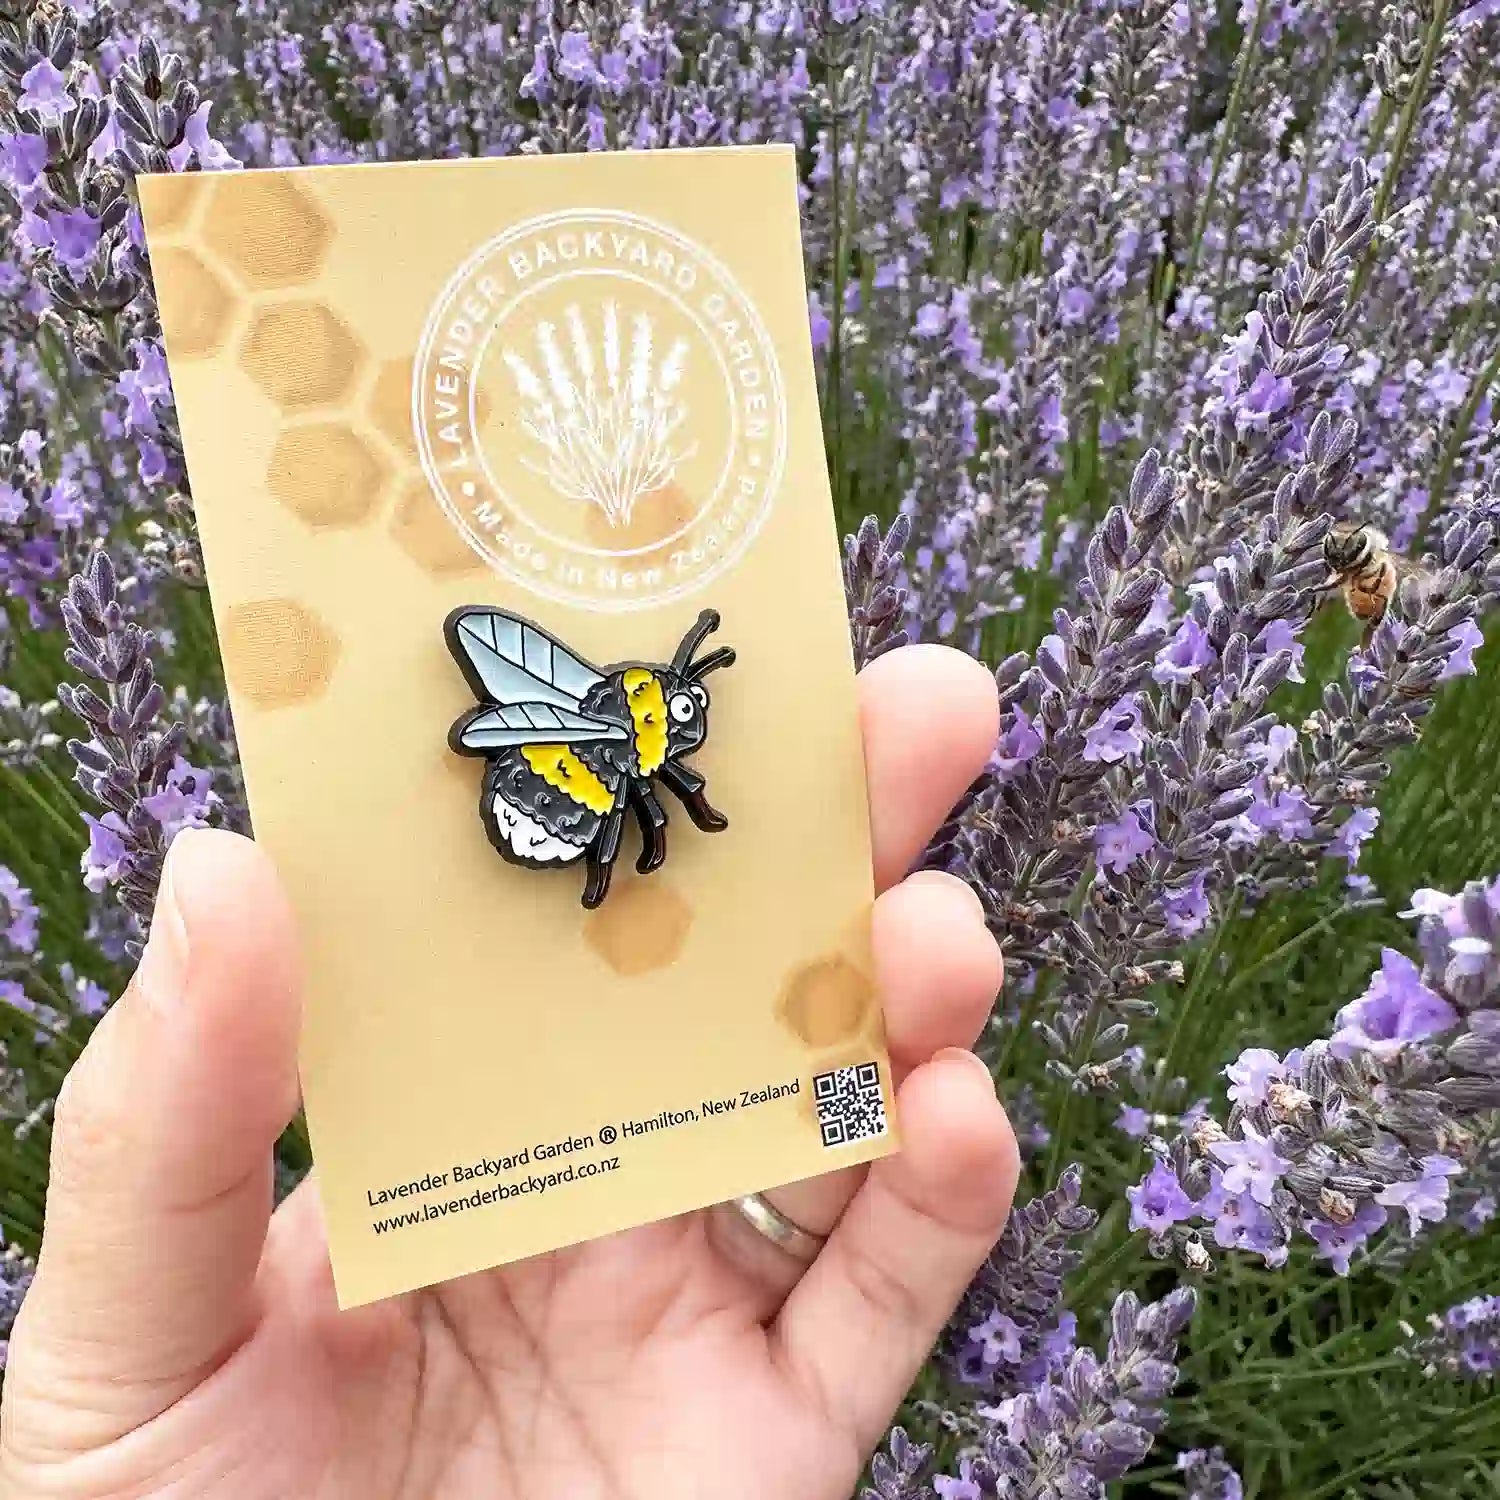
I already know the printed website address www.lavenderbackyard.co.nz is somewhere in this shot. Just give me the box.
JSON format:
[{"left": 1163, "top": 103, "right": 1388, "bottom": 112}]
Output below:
[{"left": 371, "top": 1156, "right": 622, "bottom": 1235}]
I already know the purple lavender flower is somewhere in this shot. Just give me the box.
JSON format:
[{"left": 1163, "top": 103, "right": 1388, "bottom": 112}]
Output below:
[
  {"left": 1202, "top": 1176, "right": 1289, "bottom": 1267},
  {"left": 1154, "top": 874, "right": 1500, "bottom": 1275},
  {"left": 1224, "top": 1048, "right": 1285, "bottom": 1108},
  {"left": 80, "top": 812, "right": 131, "bottom": 894},
  {"left": 943, "top": 1166, "right": 1096, "bottom": 1401},
  {"left": 1439, "top": 617, "right": 1484, "bottom": 680},
  {"left": 140, "top": 757, "right": 216, "bottom": 840},
  {"left": 1233, "top": 368, "right": 1295, "bottom": 434},
  {"left": 1128, "top": 1159, "right": 1199, "bottom": 1233},
  {"left": 1329, "top": 807, "right": 1380, "bottom": 867},
  {"left": 1179, "top": 1446, "right": 1245, "bottom": 1500},
  {"left": 0, "top": 1242, "right": 35, "bottom": 1370},
  {"left": 844, "top": 515, "right": 912, "bottom": 668},
  {"left": 1378, "top": 1155, "right": 1462, "bottom": 1233},
  {"left": 0, "top": 867, "right": 39, "bottom": 954},
  {"left": 863, "top": 1427, "right": 936, "bottom": 1500},
  {"left": 1208, "top": 1121, "right": 1291, "bottom": 1206},
  {"left": 1095, "top": 807, "right": 1155, "bottom": 874},
  {"left": 1152, "top": 616, "right": 1217, "bottom": 684},
  {"left": 1082, "top": 694, "right": 1146, "bottom": 764},
  {"left": 937, "top": 1288, "right": 1197, "bottom": 1495},
  {"left": 33, "top": 205, "right": 102, "bottom": 277},
  {"left": 0, "top": 131, "right": 48, "bottom": 189},
  {"left": 968, "top": 1308, "right": 1024, "bottom": 1371},
  {"left": 1162, "top": 870, "right": 1211, "bottom": 936},
  {"left": 994, "top": 708, "right": 1045, "bottom": 780},
  {"left": 1306, "top": 1201, "right": 1386, "bottom": 1275},
  {"left": 1330, "top": 949, "right": 1459, "bottom": 1059},
  {"left": 17, "top": 58, "right": 74, "bottom": 123},
  {"left": 1404, "top": 1296, "right": 1500, "bottom": 1381},
  {"left": 931, "top": 1473, "right": 981, "bottom": 1500}
]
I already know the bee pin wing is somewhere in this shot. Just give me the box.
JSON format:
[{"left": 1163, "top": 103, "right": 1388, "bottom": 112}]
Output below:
[
  {"left": 444, "top": 607, "right": 628, "bottom": 755},
  {"left": 453, "top": 703, "right": 626, "bottom": 753},
  {"left": 446, "top": 607, "right": 604, "bottom": 709}
]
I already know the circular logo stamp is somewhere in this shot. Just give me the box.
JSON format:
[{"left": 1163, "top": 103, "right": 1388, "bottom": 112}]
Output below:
[{"left": 413, "top": 210, "right": 787, "bottom": 612}]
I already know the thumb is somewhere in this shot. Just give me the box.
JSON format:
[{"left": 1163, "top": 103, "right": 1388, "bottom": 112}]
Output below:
[{"left": 3, "top": 828, "right": 302, "bottom": 1453}]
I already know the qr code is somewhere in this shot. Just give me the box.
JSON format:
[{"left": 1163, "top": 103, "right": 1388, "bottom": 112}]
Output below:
[{"left": 813, "top": 1062, "right": 888, "bottom": 1148}]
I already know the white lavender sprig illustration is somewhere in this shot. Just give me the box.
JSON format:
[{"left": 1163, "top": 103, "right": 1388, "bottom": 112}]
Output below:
[{"left": 502, "top": 302, "right": 695, "bottom": 528}]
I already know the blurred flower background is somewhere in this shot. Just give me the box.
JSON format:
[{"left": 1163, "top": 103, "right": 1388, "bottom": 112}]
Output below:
[{"left": 5, "top": 0, "right": 1500, "bottom": 1493}]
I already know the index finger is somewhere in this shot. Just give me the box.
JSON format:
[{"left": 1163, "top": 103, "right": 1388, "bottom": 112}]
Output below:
[{"left": 860, "top": 644, "right": 999, "bottom": 892}]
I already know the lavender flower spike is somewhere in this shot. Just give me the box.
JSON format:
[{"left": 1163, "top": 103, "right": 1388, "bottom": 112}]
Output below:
[
  {"left": 863, "top": 1427, "right": 937, "bottom": 1500},
  {"left": 942, "top": 1164, "right": 1097, "bottom": 1399},
  {"left": 1402, "top": 1295, "right": 1500, "bottom": 1382},
  {"left": 57, "top": 549, "right": 203, "bottom": 942},
  {"left": 845, "top": 513, "right": 913, "bottom": 669},
  {"left": 1142, "top": 870, "right": 1500, "bottom": 1274},
  {"left": 938, "top": 1286, "right": 1197, "bottom": 1497},
  {"left": 0, "top": 1240, "right": 35, "bottom": 1371},
  {"left": 1179, "top": 1446, "right": 1245, "bottom": 1500}
]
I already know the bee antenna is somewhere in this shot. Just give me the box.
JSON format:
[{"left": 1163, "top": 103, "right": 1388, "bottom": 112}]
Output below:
[
  {"left": 686, "top": 646, "right": 736, "bottom": 681},
  {"left": 672, "top": 609, "right": 721, "bottom": 674}
]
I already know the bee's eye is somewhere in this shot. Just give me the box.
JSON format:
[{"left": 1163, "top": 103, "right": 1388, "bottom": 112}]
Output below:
[
  {"left": 668, "top": 692, "right": 697, "bottom": 724},
  {"left": 690, "top": 685, "right": 709, "bottom": 707}
]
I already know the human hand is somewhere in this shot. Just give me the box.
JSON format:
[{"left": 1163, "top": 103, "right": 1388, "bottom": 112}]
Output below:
[{"left": 0, "top": 644, "right": 1018, "bottom": 1500}]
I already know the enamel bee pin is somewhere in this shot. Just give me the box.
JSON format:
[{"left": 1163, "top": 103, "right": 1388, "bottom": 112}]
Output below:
[{"left": 444, "top": 606, "right": 735, "bottom": 908}]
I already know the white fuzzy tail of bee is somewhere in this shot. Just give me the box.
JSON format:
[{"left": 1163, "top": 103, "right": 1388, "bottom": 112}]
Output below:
[{"left": 503, "top": 302, "right": 695, "bottom": 528}]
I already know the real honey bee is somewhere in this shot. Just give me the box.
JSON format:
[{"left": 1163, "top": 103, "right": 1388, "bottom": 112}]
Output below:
[{"left": 1322, "top": 523, "right": 1430, "bottom": 646}]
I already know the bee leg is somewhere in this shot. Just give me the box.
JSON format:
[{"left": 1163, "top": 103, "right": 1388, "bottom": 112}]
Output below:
[
  {"left": 631, "top": 782, "right": 668, "bottom": 874},
  {"left": 582, "top": 806, "right": 626, "bottom": 909},
  {"left": 659, "top": 760, "right": 728, "bottom": 833}
]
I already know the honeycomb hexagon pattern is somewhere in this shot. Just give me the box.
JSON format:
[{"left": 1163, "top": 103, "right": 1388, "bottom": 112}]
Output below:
[
  {"left": 203, "top": 174, "right": 333, "bottom": 289},
  {"left": 778, "top": 955, "right": 875, "bottom": 1049},
  {"left": 369, "top": 355, "right": 490, "bottom": 462},
  {"left": 369, "top": 357, "right": 420, "bottom": 458},
  {"left": 153, "top": 248, "right": 237, "bottom": 360},
  {"left": 584, "top": 878, "right": 693, "bottom": 977},
  {"left": 269, "top": 424, "right": 390, "bottom": 530},
  {"left": 240, "top": 301, "right": 365, "bottom": 412},
  {"left": 583, "top": 480, "right": 698, "bottom": 572},
  {"left": 390, "top": 477, "right": 485, "bottom": 578},
  {"left": 220, "top": 599, "right": 341, "bottom": 710},
  {"left": 142, "top": 174, "right": 208, "bottom": 235}
]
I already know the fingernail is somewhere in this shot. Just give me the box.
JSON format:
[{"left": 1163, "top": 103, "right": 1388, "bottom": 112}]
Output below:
[
  {"left": 935, "top": 1046, "right": 995, "bottom": 1090},
  {"left": 904, "top": 868, "right": 988, "bottom": 919},
  {"left": 132, "top": 830, "right": 198, "bottom": 1012}
]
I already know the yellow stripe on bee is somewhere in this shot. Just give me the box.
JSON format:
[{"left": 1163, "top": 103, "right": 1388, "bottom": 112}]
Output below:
[
  {"left": 622, "top": 668, "right": 668, "bottom": 775},
  {"left": 519, "top": 745, "right": 615, "bottom": 815}
]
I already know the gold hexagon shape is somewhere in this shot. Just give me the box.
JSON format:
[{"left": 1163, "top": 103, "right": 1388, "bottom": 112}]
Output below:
[
  {"left": 369, "top": 356, "right": 419, "bottom": 457},
  {"left": 153, "top": 248, "right": 236, "bottom": 359},
  {"left": 203, "top": 174, "right": 333, "bottom": 290},
  {"left": 390, "top": 477, "right": 484, "bottom": 578},
  {"left": 268, "top": 423, "right": 389, "bottom": 530},
  {"left": 582, "top": 480, "right": 697, "bottom": 572},
  {"left": 140, "top": 174, "right": 209, "bottom": 236},
  {"left": 369, "top": 356, "right": 491, "bottom": 461},
  {"left": 220, "top": 599, "right": 340, "bottom": 710},
  {"left": 584, "top": 878, "right": 692, "bottom": 977},
  {"left": 240, "top": 301, "right": 363, "bottom": 412},
  {"left": 778, "top": 955, "right": 875, "bottom": 1049}
]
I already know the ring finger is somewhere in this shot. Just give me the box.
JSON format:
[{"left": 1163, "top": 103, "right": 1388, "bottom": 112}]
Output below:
[{"left": 706, "top": 646, "right": 1003, "bottom": 1303}]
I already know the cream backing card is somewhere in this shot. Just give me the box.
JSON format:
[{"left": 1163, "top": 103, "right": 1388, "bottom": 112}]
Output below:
[{"left": 141, "top": 145, "right": 894, "bottom": 1308}]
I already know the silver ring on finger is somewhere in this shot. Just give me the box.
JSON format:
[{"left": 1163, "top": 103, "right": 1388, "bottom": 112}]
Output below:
[{"left": 725, "top": 1191, "right": 827, "bottom": 1264}]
